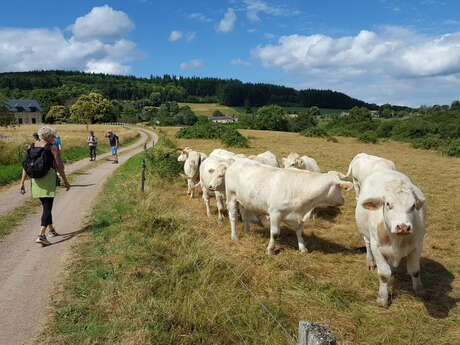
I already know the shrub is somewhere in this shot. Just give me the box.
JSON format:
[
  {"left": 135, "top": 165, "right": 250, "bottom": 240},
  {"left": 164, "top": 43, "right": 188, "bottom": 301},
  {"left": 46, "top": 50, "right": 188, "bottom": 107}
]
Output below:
[
  {"left": 146, "top": 135, "right": 182, "bottom": 179},
  {"left": 442, "top": 138, "right": 460, "bottom": 157},
  {"left": 358, "top": 130, "right": 378, "bottom": 144},
  {"left": 326, "top": 136, "right": 339, "bottom": 143},
  {"left": 411, "top": 134, "right": 444, "bottom": 150},
  {"left": 176, "top": 120, "right": 248, "bottom": 147},
  {"left": 301, "top": 126, "right": 328, "bottom": 137}
]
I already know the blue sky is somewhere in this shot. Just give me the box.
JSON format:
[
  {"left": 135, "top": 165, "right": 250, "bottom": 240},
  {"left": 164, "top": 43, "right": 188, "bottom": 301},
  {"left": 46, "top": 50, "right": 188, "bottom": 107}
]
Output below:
[{"left": 2, "top": 0, "right": 460, "bottom": 106}]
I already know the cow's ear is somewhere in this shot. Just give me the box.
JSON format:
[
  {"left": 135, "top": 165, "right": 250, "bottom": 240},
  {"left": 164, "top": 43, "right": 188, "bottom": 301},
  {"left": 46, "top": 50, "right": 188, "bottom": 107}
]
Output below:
[
  {"left": 208, "top": 169, "right": 215, "bottom": 174},
  {"left": 338, "top": 181, "right": 353, "bottom": 191},
  {"left": 362, "top": 198, "right": 383, "bottom": 210},
  {"left": 415, "top": 198, "right": 425, "bottom": 210},
  {"left": 282, "top": 157, "right": 286, "bottom": 165}
]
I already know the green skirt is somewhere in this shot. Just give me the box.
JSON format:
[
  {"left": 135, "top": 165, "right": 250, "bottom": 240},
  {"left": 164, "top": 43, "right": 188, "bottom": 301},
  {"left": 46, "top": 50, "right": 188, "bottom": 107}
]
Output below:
[{"left": 31, "top": 168, "right": 57, "bottom": 198}]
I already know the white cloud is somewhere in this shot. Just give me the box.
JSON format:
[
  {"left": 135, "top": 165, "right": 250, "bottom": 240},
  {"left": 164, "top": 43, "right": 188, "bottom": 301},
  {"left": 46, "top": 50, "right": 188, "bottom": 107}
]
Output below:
[
  {"left": 186, "top": 32, "right": 197, "bottom": 42},
  {"left": 217, "top": 8, "right": 237, "bottom": 33},
  {"left": 264, "top": 33, "right": 275, "bottom": 39},
  {"left": 169, "top": 30, "right": 183, "bottom": 42},
  {"left": 243, "top": 0, "right": 299, "bottom": 22},
  {"left": 0, "top": 6, "right": 140, "bottom": 75},
  {"left": 70, "top": 5, "right": 135, "bottom": 41},
  {"left": 188, "top": 12, "right": 212, "bottom": 23},
  {"left": 180, "top": 59, "right": 204, "bottom": 70},
  {"left": 252, "top": 27, "right": 460, "bottom": 105},
  {"left": 231, "top": 58, "right": 251, "bottom": 66}
]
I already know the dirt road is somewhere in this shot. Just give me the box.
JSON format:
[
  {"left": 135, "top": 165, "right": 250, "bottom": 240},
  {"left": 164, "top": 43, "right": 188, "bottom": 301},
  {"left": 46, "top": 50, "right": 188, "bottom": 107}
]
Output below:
[
  {"left": 0, "top": 128, "right": 157, "bottom": 345},
  {"left": 0, "top": 128, "right": 150, "bottom": 217}
]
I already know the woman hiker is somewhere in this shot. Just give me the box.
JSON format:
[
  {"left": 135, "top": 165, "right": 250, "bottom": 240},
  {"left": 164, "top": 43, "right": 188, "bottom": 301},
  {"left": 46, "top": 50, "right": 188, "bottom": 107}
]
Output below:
[
  {"left": 19, "top": 126, "right": 70, "bottom": 245},
  {"left": 87, "top": 130, "right": 98, "bottom": 161}
]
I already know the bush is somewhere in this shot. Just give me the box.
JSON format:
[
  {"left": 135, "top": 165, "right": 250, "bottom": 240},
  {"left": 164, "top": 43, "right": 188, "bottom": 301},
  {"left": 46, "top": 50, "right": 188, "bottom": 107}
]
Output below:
[
  {"left": 146, "top": 135, "right": 182, "bottom": 179},
  {"left": 326, "top": 136, "right": 339, "bottom": 143},
  {"left": 442, "top": 138, "right": 460, "bottom": 157},
  {"left": 358, "top": 130, "right": 378, "bottom": 144},
  {"left": 301, "top": 126, "right": 328, "bottom": 137},
  {"left": 176, "top": 120, "right": 248, "bottom": 147},
  {"left": 411, "top": 134, "right": 444, "bottom": 150}
]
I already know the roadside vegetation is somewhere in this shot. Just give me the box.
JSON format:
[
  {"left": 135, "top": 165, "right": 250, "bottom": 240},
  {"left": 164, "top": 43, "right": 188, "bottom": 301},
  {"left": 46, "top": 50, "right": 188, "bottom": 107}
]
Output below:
[
  {"left": 0, "top": 124, "right": 138, "bottom": 185},
  {"left": 39, "top": 129, "right": 459, "bottom": 345}
]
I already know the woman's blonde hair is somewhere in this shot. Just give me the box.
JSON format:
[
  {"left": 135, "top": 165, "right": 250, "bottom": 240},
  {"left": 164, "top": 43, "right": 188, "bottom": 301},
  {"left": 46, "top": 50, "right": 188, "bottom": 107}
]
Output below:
[{"left": 37, "top": 126, "right": 57, "bottom": 141}]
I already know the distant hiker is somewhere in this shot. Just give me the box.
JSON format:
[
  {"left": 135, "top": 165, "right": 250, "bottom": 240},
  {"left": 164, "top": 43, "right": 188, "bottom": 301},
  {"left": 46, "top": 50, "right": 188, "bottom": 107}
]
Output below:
[
  {"left": 87, "top": 130, "right": 98, "bottom": 161},
  {"left": 53, "top": 134, "right": 62, "bottom": 151},
  {"left": 105, "top": 130, "right": 119, "bottom": 164},
  {"left": 20, "top": 126, "right": 70, "bottom": 246}
]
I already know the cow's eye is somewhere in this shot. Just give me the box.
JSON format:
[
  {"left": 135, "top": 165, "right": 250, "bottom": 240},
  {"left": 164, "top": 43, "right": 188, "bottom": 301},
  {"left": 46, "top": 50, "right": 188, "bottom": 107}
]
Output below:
[
  {"left": 386, "top": 202, "right": 392, "bottom": 209},
  {"left": 411, "top": 203, "right": 416, "bottom": 210}
]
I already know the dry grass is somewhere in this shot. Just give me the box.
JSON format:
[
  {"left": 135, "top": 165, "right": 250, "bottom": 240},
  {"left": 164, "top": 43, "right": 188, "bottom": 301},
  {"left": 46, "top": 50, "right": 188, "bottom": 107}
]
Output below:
[
  {"left": 0, "top": 124, "right": 137, "bottom": 165},
  {"left": 159, "top": 127, "right": 460, "bottom": 345},
  {"left": 178, "top": 103, "right": 238, "bottom": 116}
]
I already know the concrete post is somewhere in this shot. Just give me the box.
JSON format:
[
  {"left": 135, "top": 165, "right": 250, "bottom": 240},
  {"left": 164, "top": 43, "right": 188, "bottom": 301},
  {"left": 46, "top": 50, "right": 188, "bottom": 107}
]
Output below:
[{"left": 298, "top": 322, "right": 336, "bottom": 345}]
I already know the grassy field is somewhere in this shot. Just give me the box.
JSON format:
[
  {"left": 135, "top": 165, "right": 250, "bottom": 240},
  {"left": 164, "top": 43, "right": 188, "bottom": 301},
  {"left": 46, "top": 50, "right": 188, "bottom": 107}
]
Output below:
[
  {"left": 39, "top": 129, "right": 459, "bottom": 345},
  {"left": 232, "top": 105, "right": 346, "bottom": 116},
  {"left": 0, "top": 124, "right": 138, "bottom": 185},
  {"left": 178, "top": 103, "right": 239, "bottom": 116}
]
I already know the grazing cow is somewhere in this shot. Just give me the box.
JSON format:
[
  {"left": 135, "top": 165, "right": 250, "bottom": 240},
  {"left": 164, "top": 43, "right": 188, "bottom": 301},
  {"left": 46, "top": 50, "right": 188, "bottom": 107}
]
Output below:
[
  {"left": 343, "top": 153, "right": 396, "bottom": 198},
  {"left": 178, "top": 147, "right": 207, "bottom": 198},
  {"left": 209, "top": 148, "right": 236, "bottom": 160},
  {"left": 282, "top": 152, "right": 320, "bottom": 172},
  {"left": 198, "top": 156, "right": 229, "bottom": 223},
  {"left": 249, "top": 151, "right": 280, "bottom": 167},
  {"left": 355, "top": 169, "right": 426, "bottom": 307},
  {"left": 209, "top": 158, "right": 353, "bottom": 255}
]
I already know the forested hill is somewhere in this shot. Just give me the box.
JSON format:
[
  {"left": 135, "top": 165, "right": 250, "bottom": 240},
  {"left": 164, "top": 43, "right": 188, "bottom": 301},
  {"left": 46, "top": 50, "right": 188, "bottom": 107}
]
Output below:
[{"left": 0, "top": 70, "right": 378, "bottom": 111}]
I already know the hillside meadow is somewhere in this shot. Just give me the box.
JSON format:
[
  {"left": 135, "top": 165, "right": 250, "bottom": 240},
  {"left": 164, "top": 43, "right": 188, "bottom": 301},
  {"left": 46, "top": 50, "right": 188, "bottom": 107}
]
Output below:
[
  {"left": 178, "top": 103, "right": 239, "bottom": 116},
  {"left": 39, "top": 128, "right": 459, "bottom": 345}
]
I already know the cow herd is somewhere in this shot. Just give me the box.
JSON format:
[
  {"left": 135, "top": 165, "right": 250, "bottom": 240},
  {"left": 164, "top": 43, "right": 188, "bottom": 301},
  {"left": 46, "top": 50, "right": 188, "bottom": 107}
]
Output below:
[{"left": 178, "top": 148, "right": 427, "bottom": 307}]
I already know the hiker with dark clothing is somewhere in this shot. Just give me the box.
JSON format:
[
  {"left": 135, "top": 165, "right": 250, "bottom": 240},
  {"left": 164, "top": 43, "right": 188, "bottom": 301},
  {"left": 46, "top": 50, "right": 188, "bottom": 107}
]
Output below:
[
  {"left": 87, "top": 130, "right": 98, "bottom": 161},
  {"left": 105, "top": 130, "right": 119, "bottom": 164},
  {"left": 20, "top": 126, "right": 70, "bottom": 246}
]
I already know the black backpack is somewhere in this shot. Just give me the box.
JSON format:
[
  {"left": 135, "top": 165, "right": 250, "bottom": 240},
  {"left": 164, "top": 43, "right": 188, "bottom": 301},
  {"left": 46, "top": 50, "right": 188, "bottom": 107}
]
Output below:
[{"left": 23, "top": 144, "right": 53, "bottom": 178}]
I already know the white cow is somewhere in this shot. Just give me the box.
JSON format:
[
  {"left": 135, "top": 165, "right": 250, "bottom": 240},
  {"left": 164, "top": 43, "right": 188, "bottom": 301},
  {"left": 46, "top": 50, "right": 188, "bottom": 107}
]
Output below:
[
  {"left": 249, "top": 151, "right": 280, "bottom": 167},
  {"left": 198, "top": 156, "right": 229, "bottom": 223},
  {"left": 178, "top": 147, "right": 207, "bottom": 198},
  {"left": 355, "top": 169, "right": 426, "bottom": 307},
  {"left": 209, "top": 158, "right": 353, "bottom": 255},
  {"left": 343, "top": 153, "right": 396, "bottom": 198},
  {"left": 282, "top": 152, "right": 320, "bottom": 172},
  {"left": 209, "top": 148, "right": 236, "bottom": 160}
]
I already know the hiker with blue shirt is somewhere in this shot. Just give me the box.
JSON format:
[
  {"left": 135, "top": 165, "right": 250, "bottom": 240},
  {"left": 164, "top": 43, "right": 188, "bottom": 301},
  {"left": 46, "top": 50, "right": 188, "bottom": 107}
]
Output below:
[{"left": 20, "top": 126, "right": 70, "bottom": 246}]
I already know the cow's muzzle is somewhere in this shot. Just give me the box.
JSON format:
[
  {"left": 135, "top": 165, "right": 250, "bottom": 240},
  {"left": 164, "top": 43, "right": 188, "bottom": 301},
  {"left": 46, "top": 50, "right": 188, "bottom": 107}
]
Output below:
[{"left": 395, "top": 224, "right": 412, "bottom": 234}]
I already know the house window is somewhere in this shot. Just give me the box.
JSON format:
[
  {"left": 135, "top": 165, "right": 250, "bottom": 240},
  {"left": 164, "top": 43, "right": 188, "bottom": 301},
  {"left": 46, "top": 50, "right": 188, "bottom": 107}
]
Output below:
[
  {"left": 18, "top": 118, "right": 23, "bottom": 124},
  {"left": 32, "top": 118, "right": 36, "bottom": 124}
]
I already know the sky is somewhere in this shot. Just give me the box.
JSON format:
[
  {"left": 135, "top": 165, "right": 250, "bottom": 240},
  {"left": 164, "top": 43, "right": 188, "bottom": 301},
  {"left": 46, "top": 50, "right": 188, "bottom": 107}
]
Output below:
[{"left": 1, "top": 0, "right": 460, "bottom": 107}]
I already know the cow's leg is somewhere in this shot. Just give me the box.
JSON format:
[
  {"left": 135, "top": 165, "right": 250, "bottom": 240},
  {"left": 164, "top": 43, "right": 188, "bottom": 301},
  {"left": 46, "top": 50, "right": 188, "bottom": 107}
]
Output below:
[
  {"left": 372, "top": 244, "right": 392, "bottom": 307},
  {"left": 295, "top": 223, "right": 307, "bottom": 253},
  {"left": 202, "top": 186, "right": 212, "bottom": 217},
  {"left": 188, "top": 179, "right": 194, "bottom": 198},
  {"left": 364, "top": 236, "right": 376, "bottom": 270},
  {"left": 239, "top": 206, "right": 250, "bottom": 234},
  {"left": 267, "top": 212, "right": 281, "bottom": 255},
  {"left": 407, "top": 247, "right": 425, "bottom": 298},
  {"left": 227, "top": 195, "right": 239, "bottom": 240},
  {"left": 216, "top": 191, "right": 225, "bottom": 224}
]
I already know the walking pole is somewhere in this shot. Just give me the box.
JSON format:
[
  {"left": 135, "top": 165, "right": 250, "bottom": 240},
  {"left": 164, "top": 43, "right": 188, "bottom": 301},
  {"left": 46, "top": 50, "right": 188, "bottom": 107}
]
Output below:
[{"left": 141, "top": 158, "right": 146, "bottom": 192}]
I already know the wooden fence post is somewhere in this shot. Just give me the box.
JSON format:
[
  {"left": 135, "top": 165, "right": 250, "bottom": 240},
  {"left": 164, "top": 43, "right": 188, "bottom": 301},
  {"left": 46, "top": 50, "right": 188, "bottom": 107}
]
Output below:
[
  {"left": 141, "top": 158, "right": 146, "bottom": 192},
  {"left": 298, "top": 322, "right": 336, "bottom": 345}
]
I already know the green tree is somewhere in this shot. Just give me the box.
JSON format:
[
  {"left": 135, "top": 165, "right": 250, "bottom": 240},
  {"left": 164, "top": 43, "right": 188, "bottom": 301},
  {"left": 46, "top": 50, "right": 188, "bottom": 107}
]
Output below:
[
  {"left": 0, "top": 100, "right": 15, "bottom": 127},
  {"left": 451, "top": 100, "right": 460, "bottom": 111},
  {"left": 212, "top": 110, "right": 225, "bottom": 117},
  {"left": 46, "top": 105, "right": 70, "bottom": 123},
  {"left": 254, "top": 104, "right": 288, "bottom": 131},
  {"left": 69, "top": 92, "right": 114, "bottom": 123}
]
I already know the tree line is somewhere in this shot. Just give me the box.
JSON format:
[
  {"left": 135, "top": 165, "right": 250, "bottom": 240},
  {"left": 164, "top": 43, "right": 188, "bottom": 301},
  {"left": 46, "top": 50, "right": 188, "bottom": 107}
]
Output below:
[{"left": 0, "top": 70, "right": 379, "bottom": 112}]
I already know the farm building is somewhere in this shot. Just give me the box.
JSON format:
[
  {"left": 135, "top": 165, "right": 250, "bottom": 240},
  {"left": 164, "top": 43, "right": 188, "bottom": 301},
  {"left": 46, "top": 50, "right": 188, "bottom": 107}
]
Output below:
[
  {"left": 3, "top": 100, "right": 43, "bottom": 125},
  {"left": 208, "top": 115, "right": 238, "bottom": 124}
]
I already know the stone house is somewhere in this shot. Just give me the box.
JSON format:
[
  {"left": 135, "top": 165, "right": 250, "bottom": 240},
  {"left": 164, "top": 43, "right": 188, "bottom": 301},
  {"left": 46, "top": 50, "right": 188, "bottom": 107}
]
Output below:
[
  {"left": 208, "top": 115, "right": 237, "bottom": 124},
  {"left": 4, "top": 100, "right": 43, "bottom": 125}
]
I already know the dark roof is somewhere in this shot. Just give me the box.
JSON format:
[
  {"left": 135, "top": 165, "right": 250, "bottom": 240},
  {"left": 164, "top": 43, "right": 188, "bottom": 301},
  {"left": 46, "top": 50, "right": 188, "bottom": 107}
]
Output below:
[
  {"left": 208, "top": 116, "right": 236, "bottom": 120},
  {"left": 4, "top": 100, "right": 43, "bottom": 112}
]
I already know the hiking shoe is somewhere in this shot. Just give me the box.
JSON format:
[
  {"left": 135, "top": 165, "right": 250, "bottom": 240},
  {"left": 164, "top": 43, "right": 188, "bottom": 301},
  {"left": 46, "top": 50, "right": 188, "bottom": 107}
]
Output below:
[
  {"left": 48, "top": 229, "right": 59, "bottom": 237},
  {"left": 112, "top": 160, "right": 118, "bottom": 164},
  {"left": 35, "top": 235, "right": 51, "bottom": 245}
]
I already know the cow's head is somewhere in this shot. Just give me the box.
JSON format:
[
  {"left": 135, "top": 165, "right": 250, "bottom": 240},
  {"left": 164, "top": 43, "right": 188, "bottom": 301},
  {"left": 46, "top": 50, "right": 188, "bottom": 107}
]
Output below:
[
  {"left": 324, "top": 174, "right": 354, "bottom": 207},
  {"left": 208, "top": 160, "right": 234, "bottom": 191},
  {"left": 282, "top": 153, "right": 303, "bottom": 169},
  {"left": 361, "top": 182, "right": 425, "bottom": 234},
  {"left": 177, "top": 147, "right": 192, "bottom": 162}
]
